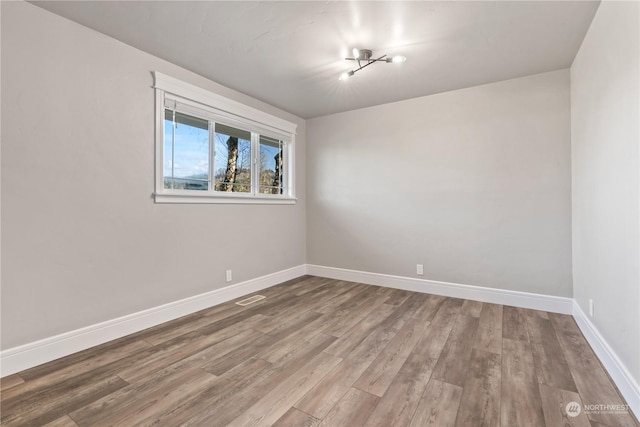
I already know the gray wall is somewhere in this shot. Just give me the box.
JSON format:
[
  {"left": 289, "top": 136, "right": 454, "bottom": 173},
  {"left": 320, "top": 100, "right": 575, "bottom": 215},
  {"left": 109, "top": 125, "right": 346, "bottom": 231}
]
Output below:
[
  {"left": 1, "top": 2, "right": 306, "bottom": 350},
  {"left": 571, "top": 1, "right": 640, "bottom": 385},
  {"left": 307, "top": 70, "right": 572, "bottom": 297}
]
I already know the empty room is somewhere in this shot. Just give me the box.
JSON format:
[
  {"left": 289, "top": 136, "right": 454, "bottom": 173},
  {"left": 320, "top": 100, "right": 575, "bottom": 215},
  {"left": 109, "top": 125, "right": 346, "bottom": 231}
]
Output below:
[{"left": 1, "top": 1, "right": 638, "bottom": 426}]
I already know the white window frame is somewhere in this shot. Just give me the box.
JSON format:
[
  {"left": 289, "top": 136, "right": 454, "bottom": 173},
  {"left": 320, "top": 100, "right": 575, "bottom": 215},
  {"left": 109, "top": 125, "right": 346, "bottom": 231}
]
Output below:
[{"left": 153, "top": 71, "right": 297, "bottom": 204}]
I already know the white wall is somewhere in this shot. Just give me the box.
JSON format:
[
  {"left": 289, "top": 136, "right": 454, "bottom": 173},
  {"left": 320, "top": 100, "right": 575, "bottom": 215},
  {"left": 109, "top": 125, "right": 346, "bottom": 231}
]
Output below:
[
  {"left": 0, "top": 1, "right": 306, "bottom": 350},
  {"left": 571, "top": 0, "right": 640, "bottom": 386},
  {"left": 307, "top": 70, "right": 572, "bottom": 297}
]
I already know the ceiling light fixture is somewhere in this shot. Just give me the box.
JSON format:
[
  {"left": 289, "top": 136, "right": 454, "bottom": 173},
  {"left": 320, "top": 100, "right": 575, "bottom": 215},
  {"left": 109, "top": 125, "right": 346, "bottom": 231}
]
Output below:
[{"left": 339, "top": 48, "right": 406, "bottom": 80}]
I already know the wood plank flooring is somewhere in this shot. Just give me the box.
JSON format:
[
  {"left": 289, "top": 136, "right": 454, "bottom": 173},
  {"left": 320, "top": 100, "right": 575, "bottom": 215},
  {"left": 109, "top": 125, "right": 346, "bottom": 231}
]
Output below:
[{"left": 1, "top": 276, "right": 638, "bottom": 427}]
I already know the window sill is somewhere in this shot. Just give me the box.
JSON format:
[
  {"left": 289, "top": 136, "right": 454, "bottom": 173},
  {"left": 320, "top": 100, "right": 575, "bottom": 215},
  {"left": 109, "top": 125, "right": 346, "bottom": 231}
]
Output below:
[{"left": 154, "top": 192, "right": 297, "bottom": 205}]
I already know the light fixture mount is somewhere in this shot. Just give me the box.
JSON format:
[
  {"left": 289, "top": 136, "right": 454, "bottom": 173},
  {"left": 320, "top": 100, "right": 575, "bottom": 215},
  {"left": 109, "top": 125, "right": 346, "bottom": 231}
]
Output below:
[
  {"left": 339, "top": 48, "right": 406, "bottom": 80},
  {"left": 356, "top": 49, "right": 373, "bottom": 61}
]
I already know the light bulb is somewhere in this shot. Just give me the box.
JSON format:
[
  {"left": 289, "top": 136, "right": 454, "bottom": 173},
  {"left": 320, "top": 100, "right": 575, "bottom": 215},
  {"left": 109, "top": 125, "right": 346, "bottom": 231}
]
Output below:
[
  {"left": 392, "top": 55, "right": 407, "bottom": 63},
  {"left": 339, "top": 70, "right": 355, "bottom": 81},
  {"left": 352, "top": 48, "right": 360, "bottom": 59}
]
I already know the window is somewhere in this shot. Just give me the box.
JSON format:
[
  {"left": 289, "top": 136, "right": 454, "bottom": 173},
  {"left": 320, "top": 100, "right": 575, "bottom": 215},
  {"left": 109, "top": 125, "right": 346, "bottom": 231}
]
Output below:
[
  {"left": 213, "top": 123, "right": 252, "bottom": 193},
  {"left": 154, "top": 72, "right": 297, "bottom": 204},
  {"left": 259, "top": 136, "right": 285, "bottom": 195},
  {"left": 163, "top": 111, "right": 210, "bottom": 191}
]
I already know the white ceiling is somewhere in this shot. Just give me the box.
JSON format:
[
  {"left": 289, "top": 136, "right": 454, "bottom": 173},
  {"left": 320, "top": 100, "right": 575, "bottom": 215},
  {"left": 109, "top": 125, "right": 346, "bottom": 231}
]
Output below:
[{"left": 31, "top": 1, "right": 599, "bottom": 119}]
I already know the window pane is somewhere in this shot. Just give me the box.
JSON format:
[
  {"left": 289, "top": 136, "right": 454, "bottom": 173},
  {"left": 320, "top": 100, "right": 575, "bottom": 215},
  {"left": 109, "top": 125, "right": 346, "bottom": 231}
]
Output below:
[
  {"left": 164, "top": 110, "right": 209, "bottom": 191},
  {"left": 214, "top": 124, "right": 252, "bottom": 192},
  {"left": 259, "top": 136, "right": 284, "bottom": 195}
]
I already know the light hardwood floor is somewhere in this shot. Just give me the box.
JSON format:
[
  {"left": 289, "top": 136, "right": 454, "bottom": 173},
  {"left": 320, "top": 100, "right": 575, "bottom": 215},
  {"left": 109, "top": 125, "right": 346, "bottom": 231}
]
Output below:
[{"left": 1, "top": 276, "right": 638, "bottom": 426}]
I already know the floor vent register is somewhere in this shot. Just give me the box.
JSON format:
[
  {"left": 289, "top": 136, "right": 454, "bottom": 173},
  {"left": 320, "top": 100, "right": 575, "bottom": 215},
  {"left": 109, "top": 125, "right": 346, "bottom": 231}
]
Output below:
[{"left": 235, "top": 295, "right": 266, "bottom": 306}]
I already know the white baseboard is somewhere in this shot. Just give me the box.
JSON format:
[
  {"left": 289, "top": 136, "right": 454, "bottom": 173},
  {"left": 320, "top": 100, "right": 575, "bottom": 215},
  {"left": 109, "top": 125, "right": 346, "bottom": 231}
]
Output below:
[
  {"left": 3, "top": 263, "right": 637, "bottom": 421},
  {"left": 306, "top": 264, "right": 573, "bottom": 314},
  {"left": 0, "top": 265, "right": 306, "bottom": 377},
  {"left": 572, "top": 301, "right": 640, "bottom": 419}
]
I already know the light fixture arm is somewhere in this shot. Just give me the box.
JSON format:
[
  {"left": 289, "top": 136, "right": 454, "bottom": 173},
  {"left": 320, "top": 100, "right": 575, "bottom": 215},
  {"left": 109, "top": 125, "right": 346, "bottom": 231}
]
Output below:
[
  {"left": 346, "top": 54, "right": 387, "bottom": 76},
  {"left": 344, "top": 56, "right": 388, "bottom": 64}
]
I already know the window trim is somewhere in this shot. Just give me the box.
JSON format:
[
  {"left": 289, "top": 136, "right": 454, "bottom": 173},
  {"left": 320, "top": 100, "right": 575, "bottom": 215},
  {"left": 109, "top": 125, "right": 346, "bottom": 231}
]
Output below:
[{"left": 153, "top": 72, "right": 297, "bottom": 204}]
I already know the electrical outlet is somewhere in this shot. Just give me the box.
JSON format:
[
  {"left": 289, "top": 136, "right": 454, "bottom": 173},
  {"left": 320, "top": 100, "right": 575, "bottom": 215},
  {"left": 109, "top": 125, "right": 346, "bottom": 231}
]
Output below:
[
  {"left": 226, "top": 270, "right": 233, "bottom": 282},
  {"left": 589, "top": 299, "right": 594, "bottom": 317},
  {"left": 416, "top": 264, "right": 424, "bottom": 276}
]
